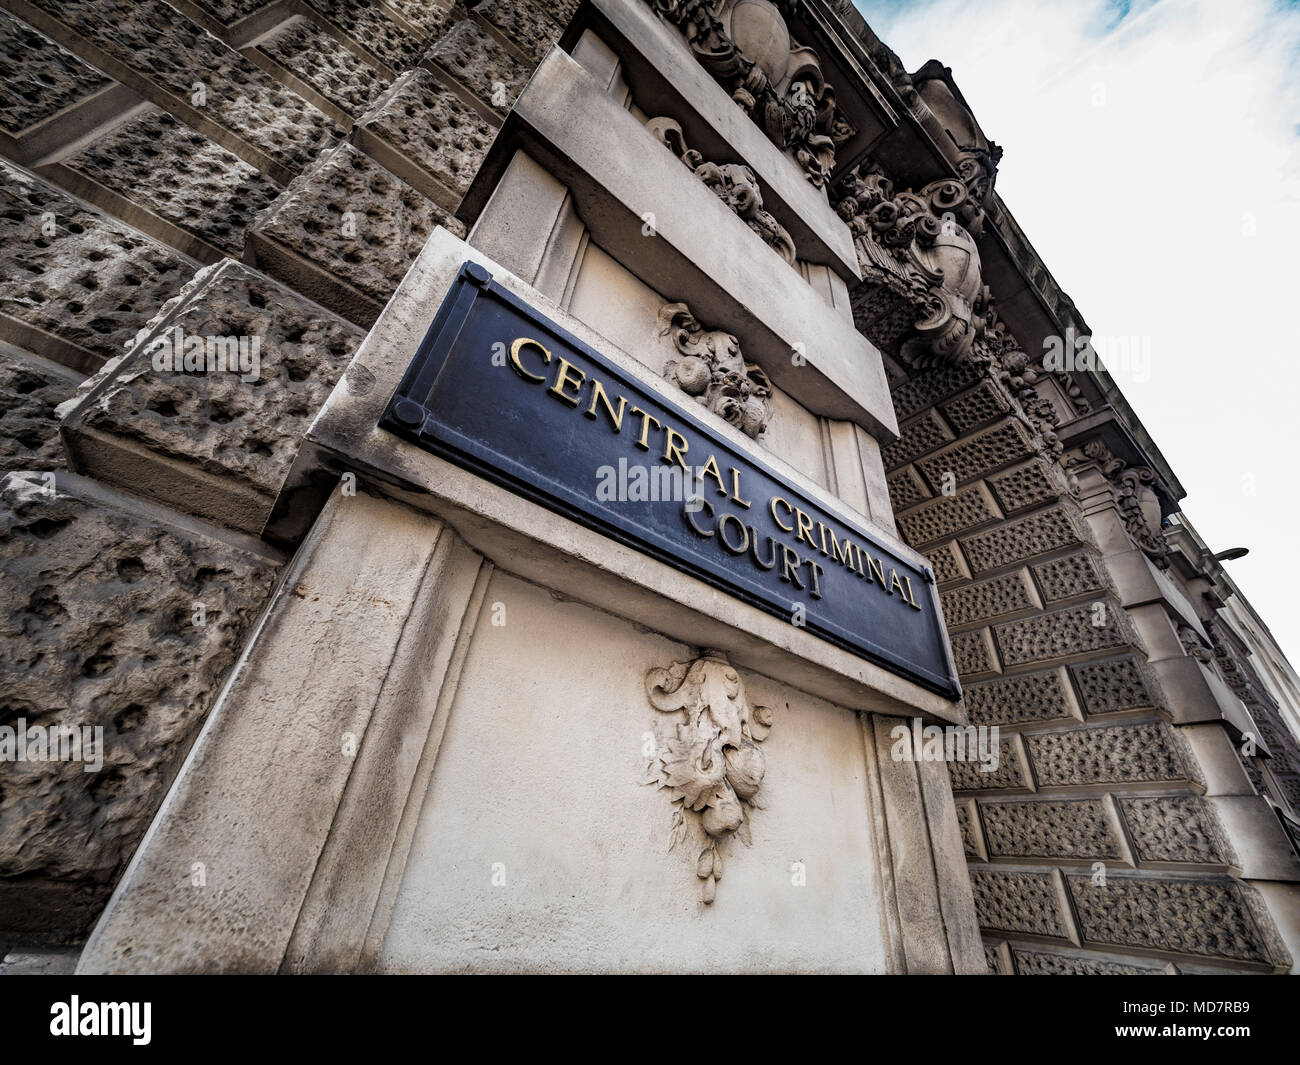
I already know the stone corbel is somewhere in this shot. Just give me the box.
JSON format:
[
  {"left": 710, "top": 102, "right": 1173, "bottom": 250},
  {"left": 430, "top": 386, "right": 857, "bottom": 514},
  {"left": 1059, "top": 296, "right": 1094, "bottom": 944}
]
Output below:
[
  {"left": 658, "top": 301, "right": 772, "bottom": 438},
  {"left": 646, "top": 115, "right": 797, "bottom": 265},
  {"left": 1073, "top": 439, "right": 1171, "bottom": 569},
  {"left": 645, "top": 651, "right": 774, "bottom": 904}
]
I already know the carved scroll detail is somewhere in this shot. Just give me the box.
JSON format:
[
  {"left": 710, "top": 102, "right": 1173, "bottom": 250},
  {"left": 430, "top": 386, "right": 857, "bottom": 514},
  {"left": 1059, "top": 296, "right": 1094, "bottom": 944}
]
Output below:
[
  {"left": 659, "top": 302, "right": 772, "bottom": 438},
  {"left": 645, "top": 651, "right": 774, "bottom": 904}
]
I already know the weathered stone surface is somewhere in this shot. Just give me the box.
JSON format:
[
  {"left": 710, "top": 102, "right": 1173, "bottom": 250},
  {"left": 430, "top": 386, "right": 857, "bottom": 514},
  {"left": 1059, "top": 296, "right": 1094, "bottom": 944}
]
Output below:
[
  {"left": 1066, "top": 874, "right": 1289, "bottom": 966},
  {"left": 61, "top": 109, "right": 281, "bottom": 255},
  {"left": 915, "top": 420, "right": 1034, "bottom": 488},
  {"left": 257, "top": 15, "right": 390, "bottom": 117},
  {"left": 1118, "top": 795, "right": 1232, "bottom": 865},
  {"left": 940, "top": 379, "right": 1010, "bottom": 435},
  {"left": 940, "top": 569, "right": 1036, "bottom": 628},
  {"left": 987, "top": 459, "right": 1061, "bottom": 514},
  {"left": 881, "top": 409, "right": 952, "bottom": 470},
  {"left": 304, "top": 0, "right": 426, "bottom": 70},
  {"left": 381, "top": 0, "right": 459, "bottom": 37},
  {"left": 0, "top": 161, "right": 195, "bottom": 372},
  {"left": 27, "top": 0, "right": 342, "bottom": 176},
  {"left": 1025, "top": 722, "right": 1195, "bottom": 788},
  {"left": 0, "top": 11, "right": 110, "bottom": 135},
  {"left": 477, "top": 0, "right": 565, "bottom": 62},
  {"left": 964, "top": 669, "right": 1073, "bottom": 727},
  {"left": 247, "top": 142, "right": 463, "bottom": 324},
  {"left": 925, "top": 541, "right": 966, "bottom": 584},
  {"left": 0, "top": 347, "right": 81, "bottom": 475},
  {"left": 0, "top": 471, "right": 278, "bottom": 936},
  {"left": 980, "top": 799, "right": 1121, "bottom": 860},
  {"left": 1070, "top": 655, "right": 1160, "bottom": 715},
  {"left": 948, "top": 737, "right": 1029, "bottom": 792},
  {"left": 353, "top": 68, "right": 497, "bottom": 201},
  {"left": 1011, "top": 948, "right": 1166, "bottom": 976},
  {"left": 190, "top": 0, "right": 268, "bottom": 24},
  {"left": 61, "top": 260, "right": 364, "bottom": 534},
  {"left": 896, "top": 483, "right": 998, "bottom": 547},
  {"left": 1031, "top": 550, "right": 1107, "bottom": 604},
  {"left": 886, "top": 466, "right": 928, "bottom": 510},
  {"left": 425, "top": 18, "right": 530, "bottom": 114},
  {"left": 993, "top": 599, "right": 1136, "bottom": 667},
  {"left": 890, "top": 360, "right": 983, "bottom": 421},
  {"left": 969, "top": 869, "right": 1068, "bottom": 939},
  {"left": 950, "top": 628, "right": 996, "bottom": 677},
  {"left": 959, "top": 504, "right": 1089, "bottom": 575}
]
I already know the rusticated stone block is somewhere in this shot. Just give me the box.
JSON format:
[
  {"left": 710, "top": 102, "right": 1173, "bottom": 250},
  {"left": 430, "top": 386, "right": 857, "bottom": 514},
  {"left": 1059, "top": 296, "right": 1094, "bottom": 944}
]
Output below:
[
  {"left": 980, "top": 799, "right": 1122, "bottom": 860},
  {"left": 993, "top": 599, "right": 1136, "bottom": 667},
  {"left": 964, "top": 669, "right": 1074, "bottom": 727},
  {"left": 59, "top": 109, "right": 281, "bottom": 256},
  {"left": 247, "top": 142, "right": 463, "bottom": 325},
  {"left": 352, "top": 68, "right": 497, "bottom": 205},
  {"left": 257, "top": 15, "right": 389, "bottom": 117},
  {"left": 61, "top": 260, "right": 364, "bottom": 535},
  {"left": 950, "top": 628, "right": 997, "bottom": 678},
  {"left": 1032, "top": 550, "right": 1107, "bottom": 604},
  {"left": 1118, "top": 795, "right": 1232, "bottom": 865},
  {"left": 0, "top": 347, "right": 81, "bottom": 476},
  {"left": 425, "top": 18, "right": 530, "bottom": 115},
  {"left": 896, "top": 483, "right": 998, "bottom": 548},
  {"left": 926, "top": 541, "right": 966, "bottom": 585},
  {"left": 477, "top": 0, "right": 564, "bottom": 61},
  {"left": 969, "top": 869, "right": 1069, "bottom": 939},
  {"left": 1011, "top": 948, "right": 1166, "bottom": 976},
  {"left": 381, "top": 0, "right": 459, "bottom": 37},
  {"left": 1025, "top": 722, "right": 1195, "bottom": 788},
  {"left": 886, "top": 466, "right": 928, "bottom": 510},
  {"left": 948, "top": 736, "right": 1029, "bottom": 792},
  {"left": 190, "top": 0, "right": 268, "bottom": 24},
  {"left": 940, "top": 379, "right": 1010, "bottom": 435},
  {"left": 305, "top": 0, "right": 428, "bottom": 71},
  {"left": 1066, "top": 874, "right": 1289, "bottom": 966},
  {"left": 889, "top": 360, "right": 982, "bottom": 420},
  {"left": 881, "top": 409, "right": 952, "bottom": 470},
  {"left": 959, "top": 504, "right": 1089, "bottom": 575},
  {"left": 0, "top": 161, "right": 195, "bottom": 373},
  {"left": 955, "top": 802, "right": 980, "bottom": 858},
  {"left": 1070, "top": 655, "right": 1159, "bottom": 715},
  {"left": 915, "top": 419, "right": 1034, "bottom": 489},
  {"left": 987, "top": 459, "right": 1061, "bottom": 514},
  {"left": 27, "top": 0, "right": 342, "bottom": 179},
  {"left": 0, "top": 471, "right": 278, "bottom": 936},
  {"left": 0, "top": 11, "right": 110, "bottom": 136},
  {"left": 940, "top": 569, "right": 1038, "bottom": 628}
]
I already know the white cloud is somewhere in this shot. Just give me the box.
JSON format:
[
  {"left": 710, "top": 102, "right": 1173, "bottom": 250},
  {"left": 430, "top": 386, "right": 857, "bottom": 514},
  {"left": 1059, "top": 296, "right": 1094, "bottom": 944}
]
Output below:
[{"left": 854, "top": 0, "right": 1300, "bottom": 664}]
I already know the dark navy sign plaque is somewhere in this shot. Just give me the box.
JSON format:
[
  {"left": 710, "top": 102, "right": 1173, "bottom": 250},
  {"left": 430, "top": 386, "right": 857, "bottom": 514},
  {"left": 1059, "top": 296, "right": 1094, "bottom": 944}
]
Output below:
[{"left": 380, "top": 263, "right": 960, "bottom": 698}]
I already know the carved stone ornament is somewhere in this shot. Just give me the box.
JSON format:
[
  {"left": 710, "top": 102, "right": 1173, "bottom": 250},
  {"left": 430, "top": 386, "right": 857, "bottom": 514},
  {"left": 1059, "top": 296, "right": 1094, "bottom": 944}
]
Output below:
[
  {"left": 647, "top": 115, "right": 797, "bottom": 264},
  {"left": 645, "top": 651, "right": 774, "bottom": 904},
  {"left": 645, "top": 0, "right": 853, "bottom": 187},
  {"left": 833, "top": 148, "right": 1000, "bottom": 367},
  {"left": 1074, "top": 439, "right": 1171, "bottom": 568},
  {"left": 659, "top": 302, "right": 772, "bottom": 438}
]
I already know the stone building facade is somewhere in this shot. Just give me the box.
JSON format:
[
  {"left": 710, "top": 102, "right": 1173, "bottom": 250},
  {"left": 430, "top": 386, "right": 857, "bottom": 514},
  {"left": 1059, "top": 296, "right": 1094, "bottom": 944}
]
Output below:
[{"left": 1, "top": 0, "right": 1297, "bottom": 973}]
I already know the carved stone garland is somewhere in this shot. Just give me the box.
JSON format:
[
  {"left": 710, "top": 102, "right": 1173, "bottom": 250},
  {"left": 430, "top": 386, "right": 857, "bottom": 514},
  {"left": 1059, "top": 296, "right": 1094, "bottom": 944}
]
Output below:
[
  {"left": 647, "top": 115, "right": 797, "bottom": 265},
  {"left": 659, "top": 302, "right": 772, "bottom": 438},
  {"left": 645, "top": 652, "right": 774, "bottom": 904},
  {"left": 1073, "top": 439, "right": 1171, "bottom": 568},
  {"left": 645, "top": 0, "right": 854, "bottom": 188}
]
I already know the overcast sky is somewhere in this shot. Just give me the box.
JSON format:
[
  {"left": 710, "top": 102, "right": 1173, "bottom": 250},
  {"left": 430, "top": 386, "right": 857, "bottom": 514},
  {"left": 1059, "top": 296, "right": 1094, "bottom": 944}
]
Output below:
[{"left": 853, "top": 0, "right": 1300, "bottom": 665}]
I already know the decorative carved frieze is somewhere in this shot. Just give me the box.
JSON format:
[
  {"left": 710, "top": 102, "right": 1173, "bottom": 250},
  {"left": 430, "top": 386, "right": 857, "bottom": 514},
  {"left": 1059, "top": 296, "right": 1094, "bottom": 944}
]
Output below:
[
  {"left": 645, "top": 651, "right": 775, "bottom": 904},
  {"left": 646, "top": 116, "right": 797, "bottom": 264},
  {"left": 658, "top": 302, "right": 772, "bottom": 438},
  {"left": 644, "top": 0, "right": 852, "bottom": 187}
]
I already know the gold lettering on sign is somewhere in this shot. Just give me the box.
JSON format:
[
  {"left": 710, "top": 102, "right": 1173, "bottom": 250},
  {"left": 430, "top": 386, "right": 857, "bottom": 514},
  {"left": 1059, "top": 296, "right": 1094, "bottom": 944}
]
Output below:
[{"left": 509, "top": 337, "right": 551, "bottom": 382}]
